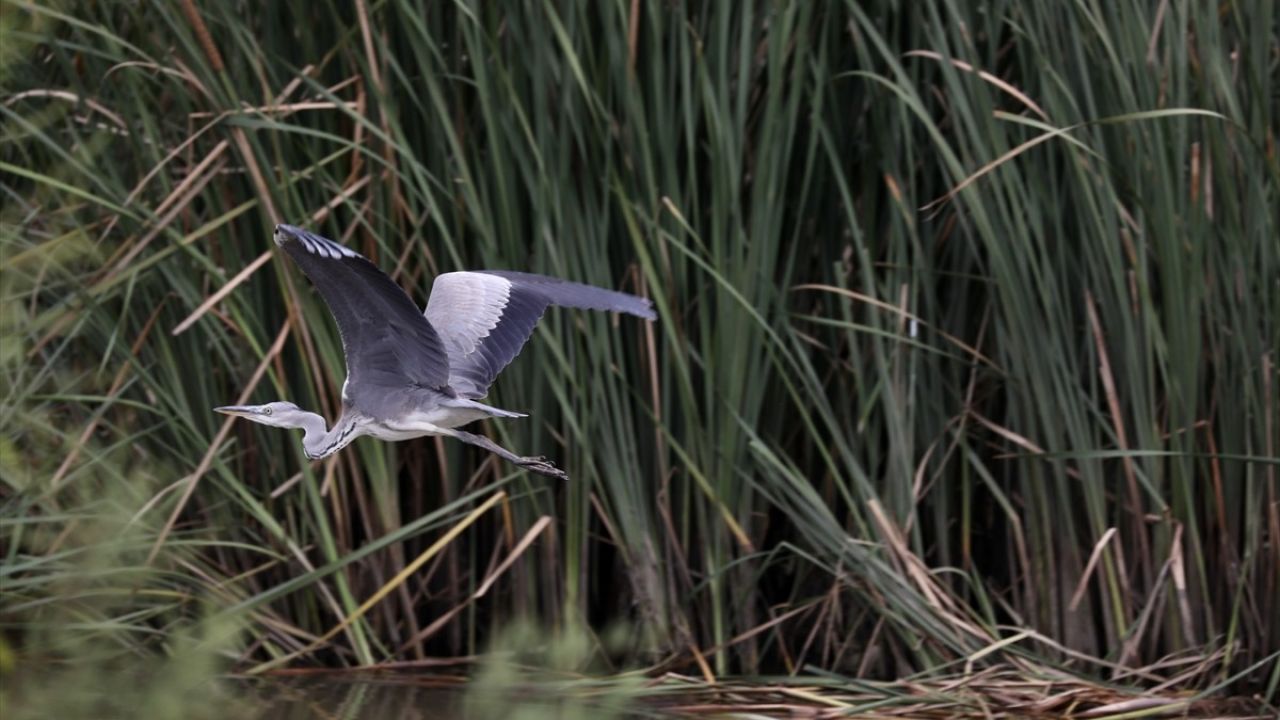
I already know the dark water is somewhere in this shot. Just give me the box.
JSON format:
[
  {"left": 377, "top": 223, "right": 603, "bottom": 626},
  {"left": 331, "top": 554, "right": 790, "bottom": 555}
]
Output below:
[
  {"left": 239, "top": 674, "right": 652, "bottom": 719},
  {"left": 243, "top": 676, "right": 466, "bottom": 719}
]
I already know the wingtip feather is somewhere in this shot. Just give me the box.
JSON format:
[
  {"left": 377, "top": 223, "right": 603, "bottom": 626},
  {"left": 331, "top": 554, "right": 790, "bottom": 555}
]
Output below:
[
  {"left": 634, "top": 298, "right": 658, "bottom": 321},
  {"left": 273, "top": 224, "right": 359, "bottom": 260}
]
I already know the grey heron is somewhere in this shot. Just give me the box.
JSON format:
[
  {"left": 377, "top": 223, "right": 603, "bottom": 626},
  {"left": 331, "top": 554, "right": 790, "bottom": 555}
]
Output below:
[{"left": 215, "top": 224, "right": 656, "bottom": 479}]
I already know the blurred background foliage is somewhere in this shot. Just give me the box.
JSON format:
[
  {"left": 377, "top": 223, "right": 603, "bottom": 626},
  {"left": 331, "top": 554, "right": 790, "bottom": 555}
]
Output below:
[{"left": 1, "top": 0, "right": 1277, "bottom": 712}]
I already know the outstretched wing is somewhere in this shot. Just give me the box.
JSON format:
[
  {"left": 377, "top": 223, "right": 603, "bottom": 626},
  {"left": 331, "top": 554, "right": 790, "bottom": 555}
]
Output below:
[
  {"left": 273, "top": 225, "right": 450, "bottom": 402},
  {"left": 424, "top": 270, "right": 656, "bottom": 398}
]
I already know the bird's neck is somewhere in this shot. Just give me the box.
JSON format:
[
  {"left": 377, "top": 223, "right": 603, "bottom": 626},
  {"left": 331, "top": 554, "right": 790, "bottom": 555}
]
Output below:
[{"left": 302, "top": 411, "right": 361, "bottom": 460}]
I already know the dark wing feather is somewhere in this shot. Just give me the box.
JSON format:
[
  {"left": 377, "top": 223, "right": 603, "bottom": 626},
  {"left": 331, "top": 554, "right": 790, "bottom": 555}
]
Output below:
[
  {"left": 274, "top": 225, "right": 450, "bottom": 404},
  {"left": 424, "top": 270, "right": 655, "bottom": 398},
  {"left": 479, "top": 271, "right": 657, "bottom": 319}
]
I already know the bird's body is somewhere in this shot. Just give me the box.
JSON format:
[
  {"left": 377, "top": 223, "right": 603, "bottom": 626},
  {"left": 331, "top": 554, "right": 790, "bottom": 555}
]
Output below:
[
  {"left": 216, "top": 224, "right": 655, "bottom": 478},
  {"left": 359, "top": 394, "right": 522, "bottom": 443}
]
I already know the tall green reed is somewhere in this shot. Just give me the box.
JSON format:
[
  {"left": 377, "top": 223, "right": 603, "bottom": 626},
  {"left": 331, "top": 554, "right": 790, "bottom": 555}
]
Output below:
[{"left": 2, "top": 0, "right": 1275, "bottom": 699}]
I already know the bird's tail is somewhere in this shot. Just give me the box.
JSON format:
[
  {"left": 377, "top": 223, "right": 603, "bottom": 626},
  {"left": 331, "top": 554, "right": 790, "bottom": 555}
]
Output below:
[{"left": 443, "top": 396, "right": 528, "bottom": 419}]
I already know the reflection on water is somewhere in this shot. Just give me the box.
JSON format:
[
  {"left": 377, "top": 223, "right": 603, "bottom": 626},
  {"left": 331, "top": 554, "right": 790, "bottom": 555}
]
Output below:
[
  {"left": 240, "top": 674, "right": 646, "bottom": 720},
  {"left": 243, "top": 676, "right": 466, "bottom": 720}
]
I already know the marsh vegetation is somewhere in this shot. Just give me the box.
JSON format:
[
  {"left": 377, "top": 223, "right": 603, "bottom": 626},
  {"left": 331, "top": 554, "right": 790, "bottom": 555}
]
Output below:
[{"left": 2, "top": 1, "right": 1276, "bottom": 716}]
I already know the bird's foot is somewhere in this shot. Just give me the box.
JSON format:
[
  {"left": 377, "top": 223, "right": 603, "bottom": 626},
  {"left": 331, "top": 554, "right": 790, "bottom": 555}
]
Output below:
[{"left": 518, "top": 456, "right": 567, "bottom": 479}]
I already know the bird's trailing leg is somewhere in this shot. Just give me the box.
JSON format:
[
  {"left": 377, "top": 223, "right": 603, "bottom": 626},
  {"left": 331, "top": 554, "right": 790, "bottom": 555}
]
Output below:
[{"left": 445, "top": 428, "right": 568, "bottom": 480}]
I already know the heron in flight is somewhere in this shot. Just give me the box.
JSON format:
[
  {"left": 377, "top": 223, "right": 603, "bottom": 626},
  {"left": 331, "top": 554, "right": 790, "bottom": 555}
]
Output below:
[{"left": 215, "top": 224, "right": 655, "bottom": 479}]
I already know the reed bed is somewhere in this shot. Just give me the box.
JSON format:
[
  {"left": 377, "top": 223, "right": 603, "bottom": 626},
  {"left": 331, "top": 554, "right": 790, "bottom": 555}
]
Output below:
[{"left": 2, "top": 0, "right": 1276, "bottom": 716}]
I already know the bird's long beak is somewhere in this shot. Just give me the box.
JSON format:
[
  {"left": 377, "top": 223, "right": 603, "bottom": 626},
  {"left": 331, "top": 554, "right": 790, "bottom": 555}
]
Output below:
[{"left": 214, "top": 405, "right": 260, "bottom": 417}]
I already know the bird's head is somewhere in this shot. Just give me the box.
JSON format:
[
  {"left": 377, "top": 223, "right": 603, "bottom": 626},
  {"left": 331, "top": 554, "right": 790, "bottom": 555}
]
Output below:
[{"left": 214, "top": 401, "right": 310, "bottom": 429}]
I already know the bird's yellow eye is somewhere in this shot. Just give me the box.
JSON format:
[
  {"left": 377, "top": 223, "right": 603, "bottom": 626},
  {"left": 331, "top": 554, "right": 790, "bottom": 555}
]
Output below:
[{"left": 263, "top": 407, "right": 273, "bottom": 415}]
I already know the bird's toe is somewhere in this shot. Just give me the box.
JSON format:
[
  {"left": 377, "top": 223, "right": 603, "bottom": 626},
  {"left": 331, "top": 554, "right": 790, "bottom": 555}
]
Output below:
[{"left": 519, "top": 456, "right": 566, "bottom": 479}]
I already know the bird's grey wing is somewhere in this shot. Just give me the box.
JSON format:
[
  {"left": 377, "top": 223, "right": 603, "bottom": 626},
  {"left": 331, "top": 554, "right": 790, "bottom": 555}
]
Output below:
[
  {"left": 274, "top": 225, "right": 451, "bottom": 403},
  {"left": 423, "top": 270, "right": 655, "bottom": 399}
]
